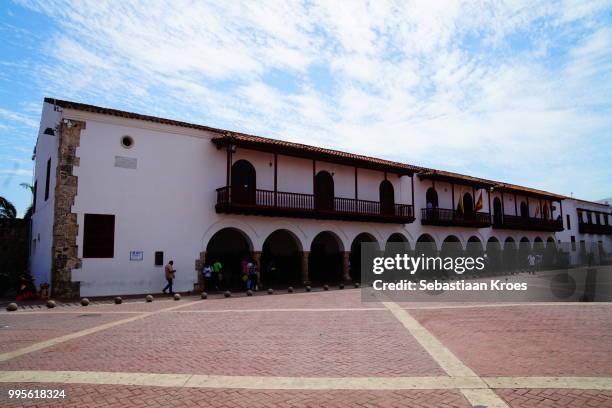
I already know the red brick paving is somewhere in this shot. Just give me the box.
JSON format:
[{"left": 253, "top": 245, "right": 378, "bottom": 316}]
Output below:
[
  {"left": 0, "top": 383, "right": 471, "bottom": 408},
  {"left": 409, "top": 304, "right": 612, "bottom": 377},
  {"left": 497, "top": 388, "right": 612, "bottom": 407},
  {"left": 0, "top": 310, "right": 445, "bottom": 377},
  {"left": 0, "top": 313, "right": 141, "bottom": 354}
]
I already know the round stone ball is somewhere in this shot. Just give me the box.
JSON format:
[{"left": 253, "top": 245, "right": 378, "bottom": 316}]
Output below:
[
  {"left": 201, "top": 292, "right": 208, "bottom": 300},
  {"left": 173, "top": 293, "right": 181, "bottom": 301},
  {"left": 305, "top": 286, "right": 312, "bottom": 292},
  {"left": 145, "top": 295, "right": 153, "bottom": 302},
  {"left": 80, "top": 298, "right": 90, "bottom": 306},
  {"left": 267, "top": 288, "right": 274, "bottom": 295},
  {"left": 288, "top": 286, "right": 294, "bottom": 293},
  {"left": 46, "top": 300, "right": 56, "bottom": 308},
  {"left": 114, "top": 297, "right": 122, "bottom": 304},
  {"left": 354, "top": 282, "right": 360, "bottom": 288},
  {"left": 339, "top": 283, "right": 344, "bottom": 289},
  {"left": 246, "top": 290, "right": 253, "bottom": 296},
  {"left": 323, "top": 284, "right": 329, "bottom": 291},
  {"left": 6, "top": 303, "right": 18, "bottom": 312},
  {"left": 224, "top": 291, "right": 231, "bottom": 298}
]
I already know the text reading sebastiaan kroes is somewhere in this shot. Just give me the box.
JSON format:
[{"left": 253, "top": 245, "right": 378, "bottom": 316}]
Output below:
[{"left": 371, "top": 253, "right": 527, "bottom": 291}]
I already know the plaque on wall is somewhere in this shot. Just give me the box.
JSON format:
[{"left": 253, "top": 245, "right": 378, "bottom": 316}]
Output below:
[{"left": 115, "top": 156, "right": 137, "bottom": 169}]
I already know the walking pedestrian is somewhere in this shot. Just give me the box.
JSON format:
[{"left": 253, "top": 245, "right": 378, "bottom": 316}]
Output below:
[{"left": 162, "top": 260, "right": 176, "bottom": 294}]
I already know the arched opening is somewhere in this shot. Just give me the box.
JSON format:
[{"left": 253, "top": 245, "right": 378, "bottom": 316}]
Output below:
[
  {"left": 205, "top": 228, "right": 252, "bottom": 290},
  {"left": 463, "top": 193, "right": 474, "bottom": 218},
  {"left": 261, "top": 230, "right": 302, "bottom": 288},
  {"left": 493, "top": 197, "right": 502, "bottom": 224},
  {"left": 314, "top": 171, "right": 334, "bottom": 211},
  {"left": 486, "top": 237, "right": 502, "bottom": 275},
  {"left": 309, "top": 231, "right": 343, "bottom": 284},
  {"left": 349, "top": 233, "right": 378, "bottom": 282},
  {"left": 231, "top": 160, "right": 256, "bottom": 205},
  {"left": 518, "top": 237, "right": 531, "bottom": 270},
  {"left": 503, "top": 237, "right": 517, "bottom": 273},
  {"left": 426, "top": 188, "right": 438, "bottom": 208},
  {"left": 385, "top": 233, "right": 410, "bottom": 255},
  {"left": 533, "top": 237, "right": 544, "bottom": 271},
  {"left": 440, "top": 235, "right": 462, "bottom": 279},
  {"left": 520, "top": 201, "right": 529, "bottom": 218},
  {"left": 379, "top": 180, "right": 395, "bottom": 215},
  {"left": 415, "top": 234, "right": 437, "bottom": 280},
  {"left": 544, "top": 237, "right": 557, "bottom": 268}
]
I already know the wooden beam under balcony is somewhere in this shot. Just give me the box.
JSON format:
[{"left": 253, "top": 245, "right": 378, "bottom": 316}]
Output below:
[
  {"left": 215, "top": 186, "right": 415, "bottom": 224},
  {"left": 420, "top": 208, "right": 491, "bottom": 228}
]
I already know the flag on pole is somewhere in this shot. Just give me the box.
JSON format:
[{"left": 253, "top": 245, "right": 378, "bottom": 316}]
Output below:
[{"left": 475, "top": 191, "right": 483, "bottom": 211}]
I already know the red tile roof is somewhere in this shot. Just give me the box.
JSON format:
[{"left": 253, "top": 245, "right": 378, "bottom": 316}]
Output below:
[{"left": 47, "top": 97, "right": 571, "bottom": 200}]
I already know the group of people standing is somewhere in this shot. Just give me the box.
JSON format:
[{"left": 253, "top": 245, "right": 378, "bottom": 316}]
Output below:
[{"left": 202, "top": 260, "right": 224, "bottom": 291}]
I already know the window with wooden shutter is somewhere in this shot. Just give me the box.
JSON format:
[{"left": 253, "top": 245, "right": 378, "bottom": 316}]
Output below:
[{"left": 83, "top": 214, "right": 115, "bottom": 258}]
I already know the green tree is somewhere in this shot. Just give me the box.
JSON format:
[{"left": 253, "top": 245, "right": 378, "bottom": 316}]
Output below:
[
  {"left": 20, "top": 183, "right": 34, "bottom": 220},
  {"left": 0, "top": 196, "right": 17, "bottom": 219}
]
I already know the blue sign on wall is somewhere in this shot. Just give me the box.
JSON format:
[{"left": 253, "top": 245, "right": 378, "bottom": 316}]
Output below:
[{"left": 130, "top": 251, "right": 144, "bottom": 261}]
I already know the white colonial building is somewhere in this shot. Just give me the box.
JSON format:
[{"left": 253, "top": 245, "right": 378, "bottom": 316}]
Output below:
[{"left": 29, "top": 98, "right": 612, "bottom": 297}]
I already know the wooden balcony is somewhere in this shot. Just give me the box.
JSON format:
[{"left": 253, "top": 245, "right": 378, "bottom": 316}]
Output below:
[
  {"left": 215, "top": 186, "right": 415, "bottom": 224},
  {"left": 420, "top": 208, "right": 491, "bottom": 228},
  {"left": 578, "top": 222, "right": 612, "bottom": 235},
  {"left": 492, "top": 214, "right": 564, "bottom": 232}
]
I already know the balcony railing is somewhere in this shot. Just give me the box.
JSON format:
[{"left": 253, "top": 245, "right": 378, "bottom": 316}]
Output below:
[
  {"left": 492, "top": 214, "right": 564, "bottom": 232},
  {"left": 420, "top": 208, "right": 491, "bottom": 228},
  {"left": 578, "top": 222, "right": 612, "bottom": 235},
  {"left": 215, "top": 186, "right": 414, "bottom": 224}
]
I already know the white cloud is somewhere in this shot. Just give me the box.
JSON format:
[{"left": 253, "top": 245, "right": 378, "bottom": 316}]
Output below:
[{"left": 10, "top": 0, "right": 612, "bottom": 200}]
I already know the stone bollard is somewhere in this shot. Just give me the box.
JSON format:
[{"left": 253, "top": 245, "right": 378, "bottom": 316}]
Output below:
[
  {"left": 224, "top": 291, "right": 231, "bottom": 298},
  {"left": 173, "top": 293, "right": 181, "bottom": 301},
  {"left": 288, "top": 286, "right": 294, "bottom": 293},
  {"left": 354, "top": 282, "right": 360, "bottom": 288},
  {"left": 201, "top": 292, "right": 208, "bottom": 299},
  {"left": 305, "top": 286, "right": 311, "bottom": 292},
  {"left": 80, "top": 298, "right": 90, "bottom": 306},
  {"left": 145, "top": 295, "right": 153, "bottom": 302},
  {"left": 46, "top": 300, "right": 56, "bottom": 309},
  {"left": 267, "top": 288, "right": 274, "bottom": 295},
  {"left": 247, "top": 290, "right": 253, "bottom": 296},
  {"left": 6, "top": 303, "right": 18, "bottom": 312},
  {"left": 323, "top": 284, "right": 329, "bottom": 291},
  {"left": 114, "top": 297, "right": 122, "bottom": 304},
  {"left": 339, "top": 283, "right": 344, "bottom": 289}
]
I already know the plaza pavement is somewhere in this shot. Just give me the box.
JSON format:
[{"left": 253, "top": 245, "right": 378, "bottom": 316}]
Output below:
[{"left": 0, "top": 288, "right": 610, "bottom": 407}]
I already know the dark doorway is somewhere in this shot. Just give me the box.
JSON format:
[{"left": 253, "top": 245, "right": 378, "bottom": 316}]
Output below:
[
  {"left": 349, "top": 233, "right": 378, "bottom": 282},
  {"left": 314, "top": 171, "right": 334, "bottom": 211},
  {"left": 518, "top": 237, "right": 531, "bottom": 269},
  {"left": 309, "top": 231, "right": 342, "bottom": 284},
  {"left": 463, "top": 193, "right": 474, "bottom": 218},
  {"left": 520, "top": 201, "right": 529, "bottom": 218},
  {"left": 504, "top": 238, "right": 517, "bottom": 273},
  {"left": 261, "top": 230, "right": 302, "bottom": 288},
  {"left": 486, "top": 237, "right": 502, "bottom": 275},
  {"left": 205, "top": 228, "right": 252, "bottom": 290},
  {"left": 544, "top": 237, "right": 556, "bottom": 268},
  {"left": 440, "top": 236, "right": 462, "bottom": 279},
  {"left": 231, "top": 160, "right": 256, "bottom": 205},
  {"left": 493, "top": 197, "right": 502, "bottom": 225},
  {"left": 415, "top": 234, "right": 436, "bottom": 280},
  {"left": 385, "top": 233, "right": 410, "bottom": 255},
  {"left": 379, "top": 180, "right": 395, "bottom": 215},
  {"left": 426, "top": 188, "right": 438, "bottom": 208}
]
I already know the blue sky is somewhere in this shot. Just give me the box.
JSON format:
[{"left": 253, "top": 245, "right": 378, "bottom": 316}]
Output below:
[{"left": 1, "top": 0, "right": 611, "bottom": 216}]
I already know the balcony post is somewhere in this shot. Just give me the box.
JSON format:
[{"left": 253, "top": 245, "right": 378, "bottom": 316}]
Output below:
[
  {"left": 274, "top": 153, "right": 278, "bottom": 208},
  {"left": 514, "top": 193, "right": 518, "bottom": 216},
  {"left": 539, "top": 198, "right": 542, "bottom": 219},
  {"left": 501, "top": 190, "right": 505, "bottom": 222},
  {"left": 301, "top": 251, "right": 310, "bottom": 284},
  {"left": 526, "top": 196, "right": 530, "bottom": 217},
  {"left": 451, "top": 183, "right": 455, "bottom": 218},
  {"left": 559, "top": 200, "right": 563, "bottom": 220},
  {"left": 354, "top": 167, "right": 358, "bottom": 200},
  {"left": 410, "top": 174, "right": 415, "bottom": 218},
  {"left": 226, "top": 148, "right": 232, "bottom": 187},
  {"left": 487, "top": 188, "right": 491, "bottom": 220}
]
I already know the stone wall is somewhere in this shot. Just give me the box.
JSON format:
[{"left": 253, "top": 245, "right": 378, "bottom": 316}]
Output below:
[{"left": 51, "top": 120, "right": 85, "bottom": 298}]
